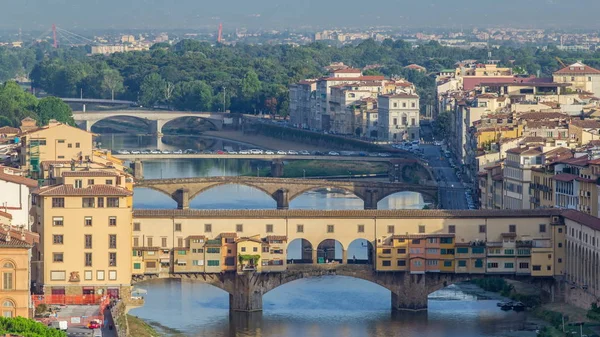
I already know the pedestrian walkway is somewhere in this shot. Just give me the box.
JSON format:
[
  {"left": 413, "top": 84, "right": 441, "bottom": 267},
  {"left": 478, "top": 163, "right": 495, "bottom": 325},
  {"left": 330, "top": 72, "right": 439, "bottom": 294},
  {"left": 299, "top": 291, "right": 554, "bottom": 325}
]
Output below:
[{"left": 102, "top": 307, "right": 117, "bottom": 337}]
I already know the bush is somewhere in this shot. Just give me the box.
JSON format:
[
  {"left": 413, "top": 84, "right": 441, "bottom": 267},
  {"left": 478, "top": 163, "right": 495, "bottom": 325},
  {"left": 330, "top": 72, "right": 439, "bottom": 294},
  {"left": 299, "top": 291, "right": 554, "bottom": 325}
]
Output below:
[
  {"left": 34, "top": 304, "right": 47, "bottom": 316},
  {"left": 0, "top": 316, "right": 66, "bottom": 337}
]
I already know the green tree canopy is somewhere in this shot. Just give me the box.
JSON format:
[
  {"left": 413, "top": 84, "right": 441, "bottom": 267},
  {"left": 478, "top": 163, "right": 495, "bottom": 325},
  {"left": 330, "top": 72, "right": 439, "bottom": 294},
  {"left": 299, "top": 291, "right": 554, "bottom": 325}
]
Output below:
[
  {"left": 36, "top": 96, "right": 74, "bottom": 126},
  {"left": 0, "top": 316, "right": 66, "bottom": 337},
  {"left": 139, "top": 73, "right": 166, "bottom": 107}
]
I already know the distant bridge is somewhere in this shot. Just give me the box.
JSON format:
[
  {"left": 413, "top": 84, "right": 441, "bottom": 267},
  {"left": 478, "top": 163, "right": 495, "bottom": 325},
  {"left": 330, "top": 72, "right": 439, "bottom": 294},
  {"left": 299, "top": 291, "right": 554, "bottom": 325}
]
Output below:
[
  {"left": 60, "top": 98, "right": 137, "bottom": 105},
  {"left": 134, "top": 176, "right": 440, "bottom": 209},
  {"left": 72, "top": 110, "right": 231, "bottom": 133}
]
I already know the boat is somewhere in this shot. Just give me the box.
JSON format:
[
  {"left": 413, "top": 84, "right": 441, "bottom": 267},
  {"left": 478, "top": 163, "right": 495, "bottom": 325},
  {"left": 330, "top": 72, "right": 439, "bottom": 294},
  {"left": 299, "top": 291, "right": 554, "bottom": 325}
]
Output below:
[
  {"left": 497, "top": 301, "right": 511, "bottom": 307},
  {"left": 500, "top": 301, "right": 514, "bottom": 311},
  {"left": 512, "top": 302, "right": 525, "bottom": 311}
]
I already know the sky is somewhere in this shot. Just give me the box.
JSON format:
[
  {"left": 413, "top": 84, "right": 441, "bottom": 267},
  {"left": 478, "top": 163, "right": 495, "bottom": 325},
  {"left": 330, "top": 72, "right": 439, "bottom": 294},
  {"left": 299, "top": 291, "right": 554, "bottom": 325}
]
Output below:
[{"left": 1, "top": 0, "right": 600, "bottom": 31}]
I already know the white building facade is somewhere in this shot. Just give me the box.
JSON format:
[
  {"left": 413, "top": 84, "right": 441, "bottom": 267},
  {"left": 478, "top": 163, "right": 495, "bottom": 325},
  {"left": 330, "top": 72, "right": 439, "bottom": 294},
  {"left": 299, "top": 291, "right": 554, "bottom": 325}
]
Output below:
[{"left": 377, "top": 94, "right": 420, "bottom": 141}]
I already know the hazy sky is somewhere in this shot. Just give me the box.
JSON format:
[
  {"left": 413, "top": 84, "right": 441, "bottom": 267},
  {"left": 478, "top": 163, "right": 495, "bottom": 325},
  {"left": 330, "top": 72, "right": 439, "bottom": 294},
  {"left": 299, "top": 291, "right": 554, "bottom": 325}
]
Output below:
[{"left": 2, "top": 0, "right": 599, "bottom": 31}]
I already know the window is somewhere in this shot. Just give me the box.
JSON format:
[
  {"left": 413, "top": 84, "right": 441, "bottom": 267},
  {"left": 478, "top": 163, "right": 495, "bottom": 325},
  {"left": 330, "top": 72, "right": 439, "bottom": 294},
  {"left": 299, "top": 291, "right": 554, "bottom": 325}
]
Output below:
[
  {"left": 402, "top": 102, "right": 407, "bottom": 108},
  {"left": 418, "top": 225, "right": 425, "bottom": 233},
  {"left": 397, "top": 260, "right": 406, "bottom": 266},
  {"left": 509, "top": 224, "right": 516, "bottom": 233},
  {"left": 479, "top": 225, "right": 486, "bottom": 233},
  {"left": 547, "top": 265, "right": 552, "bottom": 271},
  {"left": 109, "top": 253, "right": 117, "bottom": 266},
  {"left": 50, "top": 271, "right": 66, "bottom": 281},
  {"left": 177, "top": 238, "right": 183, "bottom": 247},
  {"left": 397, "top": 248, "right": 406, "bottom": 254},
  {"left": 327, "top": 225, "right": 334, "bottom": 233},
  {"left": 458, "top": 260, "right": 467, "bottom": 267},
  {"left": 52, "top": 235, "right": 63, "bottom": 244},
  {"left": 2, "top": 268, "right": 13, "bottom": 291},
  {"left": 558, "top": 242, "right": 562, "bottom": 248},
  {"left": 393, "top": 102, "right": 398, "bottom": 108},
  {"left": 84, "top": 253, "right": 92, "bottom": 267},
  {"left": 84, "top": 217, "right": 92, "bottom": 226},
  {"left": 134, "top": 263, "right": 141, "bottom": 270},
  {"left": 487, "top": 262, "right": 498, "bottom": 268},
  {"left": 387, "top": 225, "right": 395, "bottom": 234},
  {"left": 53, "top": 253, "right": 64, "bottom": 262},
  {"left": 241, "top": 247, "right": 246, "bottom": 252},
  {"left": 52, "top": 216, "right": 64, "bottom": 226},
  {"left": 265, "top": 224, "right": 273, "bottom": 233},
  {"left": 84, "top": 271, "right": 93, "bottom": 280},
  {"left": 443, "top": 261, "right": 452, "bottom": 267},
  {"left": 426, "top": 248, "right": 438, "bottom": 254},
  {"left": 539, "top": 224, "right": 546, "bottom": 233},
  {"left": 205, "top": 224, "right": 212, "bottom": 233},
  {"left": 173, "top": 223, "right": 182, "bottom": 232},
  {"left": 532, "top": 265, "right": 541, "bottom": 271},
  {"left": 107, "top": 197, "right": 119, "bottom": 208},
  {"left": 82, "top": 197, "right": 94, "bottom": 208},
  {"left": 133, "top": 223, "right": 140, "bottom": 231},
  {"left": 145, "top": 262, "right": 156, "bottom": 268},
  {"left": 504, "top": 249, "right": 514, "bottom": 255},
  {"left": 414, "top": 260, "right": 422, "bottom": 266},
  {"left": 456, "top": 247, "right": 468, "bottom": 254},
  {"left": 52, "top": 198, "right": 64, "bottom": 208},
  {"left": 207, "top": 260, "right": 220, "bottom": 266},
  {"left": 411, "top": 102, "right": 416, "bottom": 108},
  {"left": 253, "top": 247, "right": 258, "bottom": 252},
  {"left": 382, "top": 260, "right": 391, "bottom": 267},
  {"left": 297, "top": 224, "right": 304, "bottom": 233},
  {"left": 97, "top": 197, "right": 104, "bottom": 208},
  {"left": 162, "top": 238, "right": 167, "bottom": 248},
  {"left": 68, "top": 143, "right": 72, "bottom": 148},
  {"left": 133, "top": 237, "right": 139, "bottom": 247},
  {"left": 109, "top": 235, "right": 117, "bottom": 249},
  {"left": 105, "top": 179, "right": 113, "bottom": 185},
  {"left": 440, "top": 249, "right": 455, "bottom": 255},
  {"left": 382, "top": 249, "right": 391, "bottom": 254},
  {"left": 97, "top": 271, "right": 105, "bottom": 280},
  {"left": 207, "top": 248, "right": 220, "bottom": 254},
  {"left": 440, "top": 237, "right": 453, "bottom": 244},
  {"left": 236, "top": 224, "right": 243, "bottom": 232},
  {"left": 74, "top": 142, "right": 80, "bottom": 148},
  {"left": 88, "top": 179, "right": 95, "bottom": 185},
  {"left": 558, "top": 228, "right": 563, "bottom": 233},
  {"left": 448, "top": 225, "right": 455, "bottom": 234},
  {"left": 412, "top": 239, "right": 420, "bottom": 244},
  {"left": 192, "top": 260, "right": 204, "bottom": 266},
  {"left": 75, "top": 180, "right": 82, "bottom": 188},
  {"left": 58, "top": 140, "right": 65, "bottom": 143},
  {"left": 472, "top": 247, "right": 485, "bottom": 254},
  {"left": 474, "top": 259, "right": 483, "bottom": 268},
  {"left": 357, "top": 224, "right": 364, "bottom": 233},
  {"left": 85, "top": 234, "right": 92, "bottom": 249},
  {"left": 558, "top": 258, "right": 562, "bottom": 263},
  {"left": 519, "top": 262, "right": 529, "bottom": 269}
]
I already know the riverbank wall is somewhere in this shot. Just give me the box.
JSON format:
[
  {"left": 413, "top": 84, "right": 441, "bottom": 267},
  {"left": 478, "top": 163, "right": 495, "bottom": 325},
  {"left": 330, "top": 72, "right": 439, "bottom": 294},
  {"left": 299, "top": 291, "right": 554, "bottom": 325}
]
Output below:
[
  {"left": 564, "top": 285, "right": 597, "bottom": 310},
  {"left": 111, "top": 301, "right": 128, "bottom": 337}
]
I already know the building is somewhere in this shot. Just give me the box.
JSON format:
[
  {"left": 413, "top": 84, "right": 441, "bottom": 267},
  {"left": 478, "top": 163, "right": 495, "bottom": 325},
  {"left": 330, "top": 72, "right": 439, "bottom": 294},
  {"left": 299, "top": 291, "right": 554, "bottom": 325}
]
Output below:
[
  {"left": 503, "top": 147, "right": 544, "bottom": 209},
  {"left": 0, "top": 166, "right": 38, "bottom": 229},
  {"left": 0, "top": 221, "right": 39, "bottom": 318},
  {"left": 553, "top": 62, "right": 600, "bottom": 98},
  {"left": 377, "top": 93, "right": 420, "bottom": 141},
  {"left": 18, "top": 120, "right": 94, "bottom": 178},
  {"left": 31, "top": 170, "right": 133, "bottom": 299},
  {"left": 289, "top": 80, "right": 317, "bottom": 129}
]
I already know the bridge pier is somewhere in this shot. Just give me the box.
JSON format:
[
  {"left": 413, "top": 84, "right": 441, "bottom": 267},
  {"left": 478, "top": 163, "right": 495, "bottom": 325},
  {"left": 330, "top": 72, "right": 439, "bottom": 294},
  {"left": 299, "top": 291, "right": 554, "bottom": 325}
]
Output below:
[
  {"left": 175, "top": 188, "right": 190, "bottom": 209},
  {"left": 150, "top": 120, "right": 165, "bottom": 136},
  {"left": 364, "top": 189, "right": 379, "bottom": 210},
  {"left": 130, "top": 160, "right": 143, "bottom": 179},
  {"left": 275, "top": 188, "right": 289, "bottom": 210},
  {"left": 271, "top": 160, "right": 284, "bottom": 177},
  {"left": 229, "top": 274, "right": 264, "bottom": 312}
]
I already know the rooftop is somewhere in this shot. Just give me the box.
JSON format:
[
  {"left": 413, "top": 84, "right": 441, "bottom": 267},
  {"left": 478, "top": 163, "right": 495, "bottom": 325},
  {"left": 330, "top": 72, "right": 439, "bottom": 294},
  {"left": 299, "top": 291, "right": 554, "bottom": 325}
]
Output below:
[
  {"left": 34, "top": 184, "right": 132, "bottom": 197},
  {"left": 554, "top": 62, "right": 600, "bottom": 75},
  {"left": 62, "top": 171, "right": 119, "bottom": 178}
]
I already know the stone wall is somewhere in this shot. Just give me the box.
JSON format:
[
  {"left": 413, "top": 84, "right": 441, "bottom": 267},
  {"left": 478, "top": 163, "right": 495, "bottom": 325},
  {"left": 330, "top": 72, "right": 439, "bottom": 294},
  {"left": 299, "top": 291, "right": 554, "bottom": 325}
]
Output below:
[
  {"left": 111, "top": 300, "right": 128, "bottom": 337},
  {"left": 564, "top": 286, "right": 596, "bottom": 310}
]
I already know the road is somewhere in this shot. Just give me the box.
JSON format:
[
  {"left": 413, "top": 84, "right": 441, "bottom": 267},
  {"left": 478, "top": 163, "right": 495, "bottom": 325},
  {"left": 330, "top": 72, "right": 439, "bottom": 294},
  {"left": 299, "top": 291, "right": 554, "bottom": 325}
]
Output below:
[{"left": 420, "top": 144, "right": 468, "bottom": 210}]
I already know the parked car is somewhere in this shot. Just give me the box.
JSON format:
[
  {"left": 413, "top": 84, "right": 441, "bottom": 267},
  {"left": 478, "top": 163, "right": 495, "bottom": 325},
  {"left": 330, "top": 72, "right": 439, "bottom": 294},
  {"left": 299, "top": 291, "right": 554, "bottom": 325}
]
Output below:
[
  {"left": 276, "top": 150, "right": 287, "bottom": 155},
  {"left": 265, "top": 150, "right": 275, "bottom": 155},
  {"left": 249, "top": 149, "right": 264, "bottom": 154},
  {"left": 88, "top": 319, "right": 101, "bottom": 329},
  {"left": 216, "top": 150, "right": 225, "bottom": 154},
  {"left": 140, "top": 150, "right": 150, "bottom": 154},
  {"left": 201, "top": 150, "right": 213, "bottom": 154},
  {"left": 239, "top": 150, "right": 250, "bottom": 154},
  {"left": 184, "top": 149, "right": 197, "bottom": 154},
  {"left": 131, "top": 150, "right": 141, "bottom": 154},
  {"left": 173, "top": 149, "right": 183, "bottom": 154},
  {"left": 328, "top": 151, "right": 340, "bottom": 156},
  {"left": 299, "top": 150, "right": 310, "bottom": 155},
  {"left": 161, "top": 150, "right": 171, "bottom": 154},
  {"left": 50, "top": 321, "right": 68, "bottom": 331},
  {"left": 288, "top": 150, "right": 299, "bottom": 155},
  {"left": 150, "top": 149, "right": 161, "bottom": 154}
]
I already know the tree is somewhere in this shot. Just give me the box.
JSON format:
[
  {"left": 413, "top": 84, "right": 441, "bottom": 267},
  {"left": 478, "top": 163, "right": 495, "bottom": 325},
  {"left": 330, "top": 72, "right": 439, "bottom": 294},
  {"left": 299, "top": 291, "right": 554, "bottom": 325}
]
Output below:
[
  {"left": 241, "top": 69, "right": 261, "bottom": 102},
  {"left": 172, "top": 81, "right": 213, "bottom": 111},
  {"left": 139, "top": 73, "right": 166, "bottom": 107},
  {"left": 264, "top": 97, "right": 277, "bottom": 117},
  {"left": 36, "top": 97, "right": 74, "bottom": 126},
  {"left": 0, "top": 81, "right": 38, "bottom": 126},
  {"left": 0, "top": 316, "right": 66, "bottom": 337},
  {"left": 434, "top": 112, "right": 452, "bottom": 139},
  {"left": 101, "top": 69, "right": 124, "bottom": 101}
]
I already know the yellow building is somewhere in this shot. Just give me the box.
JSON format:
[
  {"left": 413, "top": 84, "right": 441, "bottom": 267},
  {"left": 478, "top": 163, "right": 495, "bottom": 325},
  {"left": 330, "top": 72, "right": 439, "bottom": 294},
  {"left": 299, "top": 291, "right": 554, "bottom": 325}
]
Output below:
[
  {"left": 0, "top": 218, "right": 39, "bottom": 318},
  {"left": 18, "top": 120, "right": 94, "bottom": 178},
  {"left": 31, "top": 171, "right": 133, "bottom": 300},
  {"left": 553, "top": 62, "right": 600, "bottom": 98}
]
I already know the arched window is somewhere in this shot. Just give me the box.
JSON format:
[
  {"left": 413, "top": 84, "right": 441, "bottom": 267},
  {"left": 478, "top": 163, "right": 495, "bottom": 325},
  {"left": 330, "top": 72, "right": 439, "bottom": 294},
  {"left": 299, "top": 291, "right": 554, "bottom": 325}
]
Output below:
[
  {"left": 1, "top": 261, "right": 15, "bottom": 291},
  {"left": 1, "top": 299, "right": 14, "bottom": 317}
]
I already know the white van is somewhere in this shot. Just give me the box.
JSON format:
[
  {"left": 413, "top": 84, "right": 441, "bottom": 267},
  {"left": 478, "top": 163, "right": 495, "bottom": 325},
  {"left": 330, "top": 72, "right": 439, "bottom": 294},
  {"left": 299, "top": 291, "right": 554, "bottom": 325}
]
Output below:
[
  {"left": 93, "top": 328, "right": 102, "bottom": 337},
  {"left": 50, "top": 320, "right": 68, "bottom": 331}
]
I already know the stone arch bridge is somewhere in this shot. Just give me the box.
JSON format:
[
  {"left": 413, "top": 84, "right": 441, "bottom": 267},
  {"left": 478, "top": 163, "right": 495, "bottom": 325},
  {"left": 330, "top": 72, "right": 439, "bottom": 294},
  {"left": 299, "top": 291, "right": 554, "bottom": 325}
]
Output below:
[
  {"left": 132, "top": 264, "right": 556, "bottom": 312},
  {"left": 72, "top": 110, "right": 232, "bottom": 134},
  {"left": 134, "top": 176, "right": 440, "bottom": 209}
]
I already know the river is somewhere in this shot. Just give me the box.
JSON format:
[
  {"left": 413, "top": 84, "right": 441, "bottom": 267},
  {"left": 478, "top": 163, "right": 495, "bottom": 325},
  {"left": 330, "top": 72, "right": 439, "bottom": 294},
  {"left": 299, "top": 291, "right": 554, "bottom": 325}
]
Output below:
[{"left": 99, "top": 134, "right": 535, "bottom": 337}]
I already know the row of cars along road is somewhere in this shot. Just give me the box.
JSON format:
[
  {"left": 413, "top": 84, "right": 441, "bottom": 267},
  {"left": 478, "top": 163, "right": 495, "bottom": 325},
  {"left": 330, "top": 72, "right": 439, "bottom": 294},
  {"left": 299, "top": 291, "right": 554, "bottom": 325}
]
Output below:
[{"left": 115, "top": 149, "right": 395, "bottom": 157}]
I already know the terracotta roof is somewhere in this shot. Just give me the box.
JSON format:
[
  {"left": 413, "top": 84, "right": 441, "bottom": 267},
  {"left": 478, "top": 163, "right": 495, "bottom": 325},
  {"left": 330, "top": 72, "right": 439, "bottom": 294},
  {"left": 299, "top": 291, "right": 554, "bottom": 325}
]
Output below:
[
  {"left": 34, "top": 184, "right": 132, "bottom": 196},
  {"left": 132, "top": 209, "right": 563, "bottom": 219},
  {"left": 187, "top": 235, "right": 206, "bottom": 240},
  {"left": 62, "top": 171, "right": 118, "bottom": 177},
  {"left": 525, "top": 121, "right": 560, "bottom": 129},
  {"left": 506, "top": 147, "right": 533, "bottom": 154},
  {"left": 559, "top": 156, "right": 589, "bottom": 166},
  {"left": 133, "top": 246, "right": 160, "bottom": 251},
  {"left": 332, "top": 68, "right": 362, "bottom": 73},
  {"left": 0, "top": 232, "right": 33, "bottom": 248},
  {"left": 266, "top": 235, "right": 287, "bottom": 241},
  {"left": 562, "top": 209, "right": 600, "bottom": 231},
  {"left": 0, "top": 210, "right": 12, "bottom": 220},
  {"left": 380, "top": 93, "right": 419, "bottom": 99},
  {"left": 236, "top": 237, "right": 262, "bottom": 244},
  {"left": 404, "top": 64, "right": 426, "bottom": 70},
  {"left": 521, "top": 136, "right": 545, "bottom": 143},
  {"left": 0, "top": 226, "right": 39, "bottom": 247},
  {"left": 321, "top": 76, "right": 385, "bottom": 81},
  {"left": 0, "top": 126, "right": 19, "bottom": 134},
  {"left": 0, "top": 171, "right": 37, "bottom": 188},
  {"left": 570, "top": 119, "right": 600, "bottom": 129},
  {"left": 392, "top": 233, "right": 455, "bottom": 239},
  {"left": 551, "top": 173, "right": 579, "bottom": 182},
  {"left": 520, "top": 112, "right": 568, "bottom": 120},
  {"left": 477, "top": 171, "right": 487, "bottom": 177},
  {"left": 220, "top": 232, "right": 237, "bottom": 238},
  {"left": 554, "top": 62, "right": 600, "bottom": 75}
]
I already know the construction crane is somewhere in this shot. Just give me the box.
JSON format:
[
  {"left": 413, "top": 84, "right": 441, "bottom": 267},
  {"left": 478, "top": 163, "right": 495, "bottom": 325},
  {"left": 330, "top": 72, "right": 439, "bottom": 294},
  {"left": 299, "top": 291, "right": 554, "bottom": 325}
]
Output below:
[
  {"left": 556, "top": 57, "right": 567, "bottom": 68},
  {"left": 217, "top": 23, "right": 223, "bottom": 43}
]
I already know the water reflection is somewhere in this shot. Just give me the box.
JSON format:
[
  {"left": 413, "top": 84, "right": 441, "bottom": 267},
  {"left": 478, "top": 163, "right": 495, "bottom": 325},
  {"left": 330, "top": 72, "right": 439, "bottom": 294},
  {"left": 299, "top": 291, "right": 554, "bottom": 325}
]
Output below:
[{"left": 130, "top": 278, "right": 528, "bottom": 337}]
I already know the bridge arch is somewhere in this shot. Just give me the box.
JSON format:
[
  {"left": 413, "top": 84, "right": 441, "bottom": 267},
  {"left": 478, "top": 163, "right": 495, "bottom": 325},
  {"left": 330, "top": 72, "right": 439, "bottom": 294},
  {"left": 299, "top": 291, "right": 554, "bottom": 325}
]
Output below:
[
  {"left": 288, "top": 186, "right": 366, "bottom": 203},
  {"left": 161, "top": 116, "right": 220, "bottom": 133},
  {"left": 377, "top": 189, "right": 436, "bottom": 206},
  {"left": 286, "top": 238, "right": 315, "bottom": 264},
  {"left": 377, "top": 191, "right": 428, "bottom": 210},
  {"left": 347, "top": 239, "right": 374, "bottom": 264},
  {"left": 316, "top": 239, "right": 344, "bottom": 263},
  {"left": 188, "top": 182, "right": 278, "bottom": 205},
  {"left": 86, "top": 115, "right": 152, "bottom": 133}
]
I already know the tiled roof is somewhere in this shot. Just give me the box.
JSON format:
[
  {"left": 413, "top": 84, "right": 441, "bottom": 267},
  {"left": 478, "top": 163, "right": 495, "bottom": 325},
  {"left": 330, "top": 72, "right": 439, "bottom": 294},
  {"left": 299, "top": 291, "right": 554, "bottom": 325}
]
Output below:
[
  {"left": 133, "top": 209, "right": 563, "bottom": 219},
  {"left": 551, "top": 173, "right": 579, "bottom": 182},
  {"left": 392, "top": 233, "right": 455, "bottom": 239},
  {"left": 236, "top": 237, "right": 262, "bottom": 244},
  {"left": 34, "top": 184, "right": 132, "bottom": 196},
  {"left": 525, "top": 121, "right": 560, "bottom": 129},
  {"left": 492, "top": 173, "right": 503, "bottom": 181},
  {"left": 380, "top": 93, "right": 419, "bottom": 99},
  {"left": 0, "top": 171, "right": 37, "bottom": 188},
  {"left": 558, "top": 156, "right": 589, "bottom": 166},
  {"left": 133, "top": 246, "right": 160, "bottom": 251},
  {"left": 562, "top": 210, "right": 600, "bottom": 231},
  {"left": 332, "top": 68, "right": 362, "bottom": 73},
  {"left": 0, "top": 210, "right": 12, "bottom": 220},
  {"left": 554, "top": 62, "right": 600, "bottom": 75},
  {"left": 220, "top": 232, "right": 237, "bottom": 238},
  {"left": 570, "top": 119, "right": 600, "bottom": 129},
  {"left": 520, "top": 112, "right": 568, "bottom": 120},
  {"left": 521, "top": 136, "right": 545, "bottom": 143},
  {"left": 321, "top": 76, "right": 385, "bottom": 82},
  {"left": 266, "top": 235, "right": 287, "bottom": 241},
  {"left": 62, "top": 171, "right": 118, "bottom": 177},
  {"left": 0, "top": 126, "right": 19, "bottom": 134},
  {"left": 187, "top": 235, "right": 206, "bottom": 240}
]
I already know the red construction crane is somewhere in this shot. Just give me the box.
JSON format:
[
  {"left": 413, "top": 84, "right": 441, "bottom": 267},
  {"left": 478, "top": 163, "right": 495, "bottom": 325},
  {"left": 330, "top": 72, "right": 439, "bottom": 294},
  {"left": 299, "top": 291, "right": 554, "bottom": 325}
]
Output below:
[
  {"left": 52, "top": 24, "right": 58, "bottom": 48},
  {"left": 217, "top": 23, "right": 223, "bottom": 43}
]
